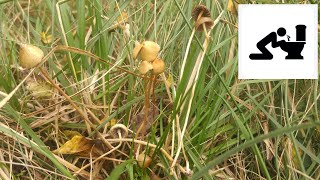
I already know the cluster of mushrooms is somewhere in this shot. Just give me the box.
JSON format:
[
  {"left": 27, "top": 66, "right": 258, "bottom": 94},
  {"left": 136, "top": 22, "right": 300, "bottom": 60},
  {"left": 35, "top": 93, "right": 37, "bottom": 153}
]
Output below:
[
  {"left": 16, "top": 4, "right": 216, "bottom": 175},
  {"left": 132, "top": 41, "right": 165, "bottom": 75}
]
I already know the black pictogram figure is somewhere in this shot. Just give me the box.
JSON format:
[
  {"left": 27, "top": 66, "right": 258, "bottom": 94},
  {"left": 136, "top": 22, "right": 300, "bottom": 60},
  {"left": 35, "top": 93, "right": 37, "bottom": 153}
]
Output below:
[{"left": 249, "top": 25, "right": 306, "bottom": 60}]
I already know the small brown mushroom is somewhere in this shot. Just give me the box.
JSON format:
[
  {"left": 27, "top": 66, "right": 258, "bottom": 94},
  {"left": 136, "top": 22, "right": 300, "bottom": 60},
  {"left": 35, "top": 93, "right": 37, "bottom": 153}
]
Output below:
[
  {"left": 191, "top": 5, "right": 211, "bottom": 20},
  {"left": 191, "top": 5, "right": 214, "bottom": 31},
  {"left": 195, "top": 17, "right": 214, "bottom": 32},
  {"left": 109, "top": 124, "right": 128, "bottom": 138}
]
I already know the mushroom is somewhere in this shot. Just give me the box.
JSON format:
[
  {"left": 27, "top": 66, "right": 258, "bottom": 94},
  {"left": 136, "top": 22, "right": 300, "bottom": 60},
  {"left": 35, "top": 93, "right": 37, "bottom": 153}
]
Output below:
[
  {"left": 139, "top": 41, "right": 160, "bottom": 62},
  {"left": 133, "top": 41, "right": 160, "bottom": 62},
  {"left": 139, "top": 60, "right": 153, "bottom": 74},
  {"left": 19, "top": 43, "right": 44, "bottom": 68},
  {"left": 109, "top": 124, "right": 128, "bottom": 138},
  {"left": 152, "top": 58, "right": 165, "bottom": 75},
  {"left": 191, "top": 5, "right": 211, "bottom": 20},
  {"left": 191, "top": 5, "right": 214, "bottom": 31}
]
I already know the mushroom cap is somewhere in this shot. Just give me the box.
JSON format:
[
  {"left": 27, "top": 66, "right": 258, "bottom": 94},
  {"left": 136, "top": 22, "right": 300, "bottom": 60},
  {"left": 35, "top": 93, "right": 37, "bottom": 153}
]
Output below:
[
  {"left": 19, "top": 44, "right": 44, "bottom": 68},
  {"left": 139, "top": 41, "right": 160, "bottom": 62},
  {"left": 191, "top": 5, "right": 214, "bottom": 31},
  {"left": 191, "top": 5, "right": 211, "bottom": 20},
  {"left": 195, "top": 17, "right": 214, "bottom": 31},
  {"left": 139, "top": 60, "right": 153, "bottom": 74},
  {"left": 109, "top": 124, "right": 128, "bottom": 138},
  {"left": 152, "top": 58, "right": 165, "bottom": 75}
]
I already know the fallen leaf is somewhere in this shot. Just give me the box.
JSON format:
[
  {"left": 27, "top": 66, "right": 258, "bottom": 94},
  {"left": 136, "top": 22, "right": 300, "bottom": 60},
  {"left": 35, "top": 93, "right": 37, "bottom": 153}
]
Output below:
[
  {"left": 63, "top": 130, "right": 82, "bottom": 139},
  {"left": 108, "top": 118, "right": 117, "bottom": 127},
  {"left": 53, "top": 135, "right": 103, "bottom": 157},
  {"left": 26, "top": 80, "right": 53, "bottom": 98},
  {"left": 131, "top": 104, "right": 159, "bottom": 136}
]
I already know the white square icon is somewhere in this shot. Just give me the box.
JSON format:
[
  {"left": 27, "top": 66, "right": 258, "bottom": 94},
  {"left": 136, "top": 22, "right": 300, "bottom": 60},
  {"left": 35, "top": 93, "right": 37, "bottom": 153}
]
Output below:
[{"left": 238, "top": 4, "right": 318, "bottom": 79}]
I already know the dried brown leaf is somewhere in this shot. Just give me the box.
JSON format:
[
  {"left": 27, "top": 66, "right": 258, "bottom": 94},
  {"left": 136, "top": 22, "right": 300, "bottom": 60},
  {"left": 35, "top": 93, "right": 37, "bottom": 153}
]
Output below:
[{"left": 131, "top": 104, "right": 159, "bottom": 136}]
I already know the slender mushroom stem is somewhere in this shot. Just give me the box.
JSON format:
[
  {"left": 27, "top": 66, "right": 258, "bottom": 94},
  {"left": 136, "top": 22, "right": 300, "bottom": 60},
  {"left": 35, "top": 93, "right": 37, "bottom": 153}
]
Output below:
[
  {"left": 171, "top": 10, "right": 207, "bottom": 175},
  {"left": 152, "top": 74, "right": 156, "bottom": 117},
  {"left": 179, "top": 11, "right": 203, "bottom": 80},
  {"left": 135, "top": 77, "right": 147, "bottom": 139}
]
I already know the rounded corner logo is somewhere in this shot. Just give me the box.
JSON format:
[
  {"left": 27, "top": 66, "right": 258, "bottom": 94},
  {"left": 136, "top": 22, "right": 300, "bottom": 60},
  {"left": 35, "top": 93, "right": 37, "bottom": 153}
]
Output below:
[{"left": 238, "top": 4, "right": 318, "bottom": 79}]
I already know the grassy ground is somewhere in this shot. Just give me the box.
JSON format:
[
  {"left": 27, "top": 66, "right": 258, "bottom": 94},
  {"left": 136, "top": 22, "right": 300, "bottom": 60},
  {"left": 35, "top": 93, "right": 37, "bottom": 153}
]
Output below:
[{"left": 0, "top": 0, "right": 319, "bottom": 179}]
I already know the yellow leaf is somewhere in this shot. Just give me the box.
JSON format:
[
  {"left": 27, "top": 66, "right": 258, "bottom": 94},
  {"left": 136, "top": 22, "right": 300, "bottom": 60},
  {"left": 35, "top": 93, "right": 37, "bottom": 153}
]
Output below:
[
  {"left": 41, "top": 31, "right": 53, "bottom": 44},
  {"left": 63, "top": 130, "right": 82, "bottom": 139},
  {"left": 106, "top": 118, "right": 117, "bottom": 127},
  {"left": 53, "top": 135, "right": 95, "bottom": 155},
  {"left": 110, "top": 119, "right": 117, "bottom": 126},
  {"left": 26, "top": 81, "right": 53, "bottom": 98},
  {"left": 166, "top": 74, "right": 173, "bottom": 87}
]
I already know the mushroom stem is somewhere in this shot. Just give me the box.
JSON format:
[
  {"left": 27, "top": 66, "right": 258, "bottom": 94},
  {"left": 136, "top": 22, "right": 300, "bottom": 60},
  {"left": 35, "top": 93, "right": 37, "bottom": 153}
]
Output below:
[
  {"left": 173, "top": 10, "right": 225, "bottom": 171},
  {"left": 118, "top": 130, "right": 122, "bottom": 139},
  {"left": 152, "top": 74, "right": 157, "bottom": 117},
  {"left": 135, "top": 75, "right": 152, "bottom": 139},
  {"left": 172, "top": 26, "right": 212, "bottom": 171}
]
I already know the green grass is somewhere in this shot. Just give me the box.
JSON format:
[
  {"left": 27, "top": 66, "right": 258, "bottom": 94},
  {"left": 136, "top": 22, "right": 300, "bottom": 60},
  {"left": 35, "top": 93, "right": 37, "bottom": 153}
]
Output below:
[{"left": 0, "top": 0, "right": 319, "bottom": 179}]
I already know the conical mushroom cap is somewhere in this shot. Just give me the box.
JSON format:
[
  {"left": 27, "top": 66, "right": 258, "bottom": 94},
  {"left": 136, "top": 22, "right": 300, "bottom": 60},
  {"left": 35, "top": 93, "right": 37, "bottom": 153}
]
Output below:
[
  {"left": 191, "top": 5, "right": 214, "bottom": 31},
  {"left": 19, "top": 44, "right": 44, "bottom": 68},
  {"left": 192, "top": 5, "right": 211, "bottom": 20},
  {"left": 139, "top": 41, "right": 160, "bottom": 62}
]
